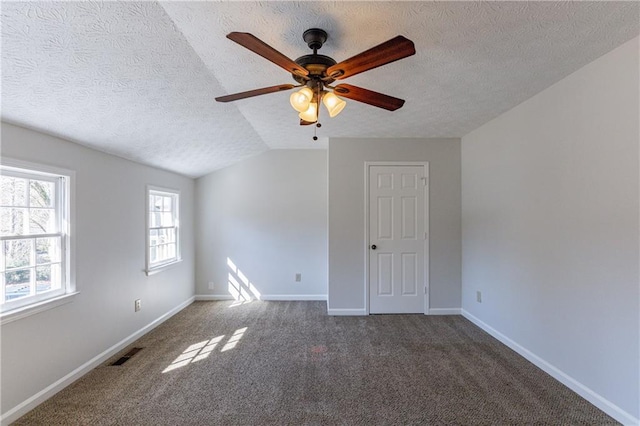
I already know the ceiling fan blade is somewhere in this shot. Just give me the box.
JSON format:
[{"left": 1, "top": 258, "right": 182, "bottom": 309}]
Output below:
[
  {"left": 227, "top": 32, "right": 309, "bottom": 78},
  {"left": 215, "top": 84, "right": 296, "bottom": 103},
  {"left": 333, "top": 84, "right": 405, "bottom": 111},
  {"left": 326, "top": 36, "right": 415, "bottom": 80},
  {"left": 300, "top": 119, "right": 316, "bottom": 126}
]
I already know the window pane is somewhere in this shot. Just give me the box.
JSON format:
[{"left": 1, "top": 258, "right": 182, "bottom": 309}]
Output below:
[
  {"left": 36, "top": 263, "right": 60, "bottom": 293},
  {"left": 1, "top": 176, "right": 27, "bottom": 206},
  {"left": 36, "top": 237, "right": 61, "bottom": 264},
  {"left": 163, "top": 196, "right": 172, "bottom": 211},
  {"left": 167, "top": 228, "right": 176, "bottom": 243},
  {"left": 4, "top": 239, "right": 32, "bottom": 269},
  {"left": 30, "top": 208, "right": 55, "bottom": 234},
  {"left": 162, "top": 212, "right": 173, "bottom": 227},
  {"left": 36, "top": 264, "right": 51, "bottom": 292},
  {"left": 30, "top": 180, "right": 55, "bottom": 208},
  {"left": 5, "top": 268, "right": 31, "bottom": 301},
  {"left": 168, "top": 243, "right": 176, "bottom": 259},
  {"left": 150, "top": 246, "right": 157, "bottom": 263},
  {"left": 1, "top": 207, "right": 26, "bottom": 236},
  {"left": 150, "top": 229, "right": 158, "bottom": 247},
  {"left": 153, "top": 195, "right": 163, "bottom": 211},
  {"left": 51, "top": 263, "right": 62, "bottom": 290}
]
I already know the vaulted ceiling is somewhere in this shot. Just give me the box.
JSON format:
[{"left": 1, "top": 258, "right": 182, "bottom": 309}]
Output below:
[{"left": 2, "top": 1, "right": 638, "bottom": 177}]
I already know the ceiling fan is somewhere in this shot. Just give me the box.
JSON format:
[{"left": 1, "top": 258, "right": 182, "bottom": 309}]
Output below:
[{"left": 215, "top": 29, "right": 416, "bottom": 127}]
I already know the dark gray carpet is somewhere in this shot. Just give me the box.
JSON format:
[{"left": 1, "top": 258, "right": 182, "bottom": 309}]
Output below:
[{"left": 14, "top": 301, "right": 617, "bottom": 425}]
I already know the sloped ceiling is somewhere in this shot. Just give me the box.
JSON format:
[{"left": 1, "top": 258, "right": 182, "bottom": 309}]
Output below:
[{"left": 2, "top": 1, "right": 638, "bottom": 177}]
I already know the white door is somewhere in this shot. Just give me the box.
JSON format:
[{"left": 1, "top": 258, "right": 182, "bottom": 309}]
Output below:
[{"left": 368, "top": 164, "right": 428, "bottom": 314}]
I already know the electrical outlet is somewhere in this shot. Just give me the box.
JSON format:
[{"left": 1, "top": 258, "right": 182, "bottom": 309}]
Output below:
[
  {"left": 135, "top": 299, "right": 142, "bottom": 312},
  {"left": 208, "top": 282, "right": 215, "bottom": 290},
  {"left": 476, "top": 291, "right": 482, "bottom": 303},
  {"left": 295, "top": 273, "right": 302, "bottom": 282}
]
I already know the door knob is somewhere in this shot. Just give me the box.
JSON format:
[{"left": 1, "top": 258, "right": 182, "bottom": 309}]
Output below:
[{"left": 371, "top": 244, "right": 377, "bottom": 250}]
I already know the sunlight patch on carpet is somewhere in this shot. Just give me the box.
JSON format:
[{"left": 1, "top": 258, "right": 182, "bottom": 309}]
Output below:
[
  {"left": 221, "top": 327, "right": 247, "bottom": 352},
  {"left": 162, "top": 334, "right": 226, "bottom": 373}
]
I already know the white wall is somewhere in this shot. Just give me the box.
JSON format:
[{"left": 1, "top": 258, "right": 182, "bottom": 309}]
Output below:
[
  {"left": 195, "top": 150, "right": 327, "bottom": 299},
  {"left": 461, "top": 37, "right": 639, "bottom": 422},
  {"left": 0, "top": 123, "right": 195, "bottom": 419},
  {"left": 328, "top": 138, "right": 461, "bottom": 314}
]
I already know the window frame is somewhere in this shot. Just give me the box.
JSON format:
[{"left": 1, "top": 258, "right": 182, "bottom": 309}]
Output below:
[
  {"left": 146, "top": 185, "right": 181, "bottom": 275},
  {"left": 0, "top": 158, "right": 76, "bottom": 324}
]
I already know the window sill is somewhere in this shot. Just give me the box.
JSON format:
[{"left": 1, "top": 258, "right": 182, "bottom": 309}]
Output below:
[
  {"left": 1, "top": 292, "right": 79, "bottom": 325},
  {"left": 146, "top": 259, "right": 182, "bottom": 276}
]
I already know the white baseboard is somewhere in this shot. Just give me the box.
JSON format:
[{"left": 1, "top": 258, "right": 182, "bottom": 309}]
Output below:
[
  {"left": 195, "top": 294, "right": 234, "bottom": 301},
  {"left": 260, "top": 294, "right": 327, "bottom": 301},
  {"left": 1, "top": 296, "right": 195, "bottom": 426},
  {"left": 327, "top": 308, "right": 367, "bottom": 316},
  {"left": 428, "top": 308, "right": 461, "bottom": 315},
  {"left": 328, "top": 308, "right": 462, "bottom": 316},
  {"left": 461, "top": 309, "right": 638, "bottom": 426},
  {"left": 195, "top": 294, "right": 327, "bottom": 301}
]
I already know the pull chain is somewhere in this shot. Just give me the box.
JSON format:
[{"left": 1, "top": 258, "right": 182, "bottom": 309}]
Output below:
[
  {"left": 313, "top": 122, "right": 321, "bottom": 141},
  {"left": 313, "top": 80, "right": 322, "bottom": 141}
]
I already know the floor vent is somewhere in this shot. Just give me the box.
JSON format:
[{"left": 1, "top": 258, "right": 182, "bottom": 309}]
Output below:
[{"left": 111, "top": 347, "right": 143, "bottom": 366}]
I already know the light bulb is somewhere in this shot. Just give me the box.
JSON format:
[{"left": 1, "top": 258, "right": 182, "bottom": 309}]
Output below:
[
  {"left": 289, "top": 87, "right": 313, "bottom": 113},
  {"left": 322, "top": 92, "right": 346, "bottom": 117},
  {"left": 298, "top": 102, "right": 318, "bottom": 122}
]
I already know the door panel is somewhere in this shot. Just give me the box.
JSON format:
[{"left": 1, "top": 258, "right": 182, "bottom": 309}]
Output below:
[
  {"left": 369, "top": 165, "right": 427, "bottom": 314},
  {"left": 401, "top": 196, "right": 417, "bottom": 239},
  {"left": 377, "top": 197, "right": 393, "bottom": 239},
  {"left": 401, "top": 253, "right": 417, "bottom": 295},
  {"left": 377, "top": 253, "right": 393, "bottom": 295}
]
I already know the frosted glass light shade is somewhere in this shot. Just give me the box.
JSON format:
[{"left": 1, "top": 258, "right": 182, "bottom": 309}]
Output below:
[
  {"left": 298, "top": 102, "right": 318, "bottom": 122},
  {"left": 289, "top": 87, "right": 313, "bottom": 113},
  {"left": 322, "top": 92, "right": 346, "bottom": 117}
]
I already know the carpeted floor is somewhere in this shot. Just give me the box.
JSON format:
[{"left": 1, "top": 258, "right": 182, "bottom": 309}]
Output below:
[{"left": 15, "top": 301, "right": 617, "bottom": 425}]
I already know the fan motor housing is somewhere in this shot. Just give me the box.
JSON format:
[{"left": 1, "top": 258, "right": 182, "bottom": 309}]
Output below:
[{"left": 293, "top": 54, "right": 337, "bottom": 84}]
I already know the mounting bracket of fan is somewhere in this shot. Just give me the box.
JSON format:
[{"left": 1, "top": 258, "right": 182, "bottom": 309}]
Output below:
[{"left": 303, "top": 28, "right": 327, "bottom": 51}]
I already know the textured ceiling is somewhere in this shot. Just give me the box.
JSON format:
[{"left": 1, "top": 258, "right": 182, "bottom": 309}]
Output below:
[{"left": 2, "top": 1, "right": 638, "bottom": 177}]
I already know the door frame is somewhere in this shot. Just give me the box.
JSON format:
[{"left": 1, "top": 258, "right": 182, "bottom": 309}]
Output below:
[{"left": 364, "top": 161, "right": 430, "bottom": 315}]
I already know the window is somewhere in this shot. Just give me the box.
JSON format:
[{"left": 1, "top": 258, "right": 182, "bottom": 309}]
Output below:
[
  {"left": 146, "top": 187, "right": 180, "bottom": 274},
  {"left": 1, "top": 159, "right": 75, "bottom": 320}
]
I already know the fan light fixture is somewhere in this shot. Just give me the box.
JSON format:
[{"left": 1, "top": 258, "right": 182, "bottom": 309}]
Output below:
[
  {"left": 291, "top": 88, "right": 346, "bottom": 120},
  {"left": 322, "top": 91, "right": 346, "bottom": 118},
  {"left": 289, "top": 87, "right": 313, "bottom": 113},
  {"left": 298, "top": 101, "right": 318, "bottom": 122}
]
